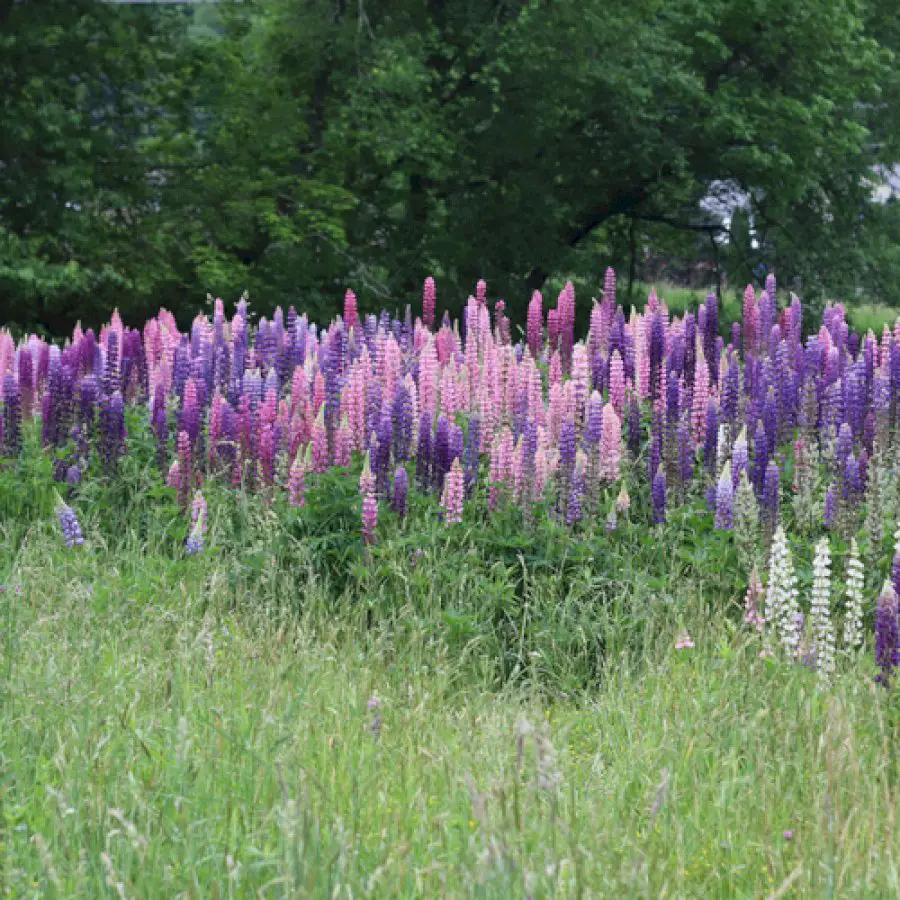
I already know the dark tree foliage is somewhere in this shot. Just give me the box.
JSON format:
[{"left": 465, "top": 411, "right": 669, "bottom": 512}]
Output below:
[{"left": 1, "top": 0, "right": 897, "bottom": 332}]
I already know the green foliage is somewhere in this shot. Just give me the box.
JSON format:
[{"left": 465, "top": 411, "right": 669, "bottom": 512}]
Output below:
[{"left": 1, "top": 0, "right": 898, "bottom": 330}]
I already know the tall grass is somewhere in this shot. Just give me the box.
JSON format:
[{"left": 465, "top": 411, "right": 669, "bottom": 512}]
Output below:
[{"left": 1, "top": 520, "right": 896, "bottom": 897}]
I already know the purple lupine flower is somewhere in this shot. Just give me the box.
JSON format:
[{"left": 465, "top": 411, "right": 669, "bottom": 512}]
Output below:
[
  {"left": 391, "top": 382, "right": 414, "bottom": 461},
  {"left": 152, "top": 387, "right": 169, "bottom": 471},
  {"left": 1, "top": 374, "right": 21, "bottom": 456},
  {"left": 98, "top": 391, "right": 126, "bottom": 475},
  {"left": 559, "top": 420, "right": 577, "bottom": 472},
  {"left": 762, "top": 460, "right": 780, "bottom": 530},
  {"left": 649, "top": 313, "right": 666, "bottom": 401},
  {"left": 824, "top": 485, "right": 836, "bottom": 528},
  {"left": 703, "top": 292, "right": 719, "bottom": 384},
  {"left": 416, "top": 413, "right": 432, "bottom": 491},
  {"left": 652, "top": 466, "right": 667, "bottom": 524},
  {"left": 873, "top": 584, "right": 899, "bottom": 687},
  {"left": 56, "top": 498, "right": 84, "bottom": 548},
  {"left": 750, "top": 419, "right": 769, "bottom": 495},
  {"left": 391, "top": 466, "right": 409, "bottom": 517},
  {"left": 627, "top": 399, "right": 642, "bottom": 459},
  {"left": 18, "top": 348, "right": 34, "bottom": 420},
  {"left": 721, "top": 360, "right": 740, "bottom": 426},
  {"left": 66, "top": 465, "right": 82, "bottom": 488},
  {"left": 433, "top": 414, "right": 451, "bottom": 491}
]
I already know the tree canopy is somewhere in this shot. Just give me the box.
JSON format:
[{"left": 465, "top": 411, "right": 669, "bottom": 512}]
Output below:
[{"left": 1, "top": 0, "right": 898, "bottom": 332}]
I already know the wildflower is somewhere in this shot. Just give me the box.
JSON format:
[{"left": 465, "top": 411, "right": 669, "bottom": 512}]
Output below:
[
  {"left": 744, "top": 567, "right": 765, "bottom": 631},
  {"left": 765, "top": 526, "right": 801, "bottom": 658},
  {"left": 873, "top": 582, "right": 899, "bottom": 687},
  {"left": 651, "top": 466, "right": 667, "bottom": 525},
  {"left": 186, "top": 490, "right": 207, "bottom": 555},
  {"left": 783, "top": 830, "right": 794, "bottom": 841},
  {"left": 675, "top": 630, "right": 695, "bottom": 650},
  {"left": 842, "top": 538, "right": 865, "bottom": 651},
  {"left": 715, "top": 461, "right": 734, "bottom": 530},
  {"left": 598, "top": 404, "right": 622, "bottom": 481},
  {"left": 441, "top": 457, "right": 464, "bottom": 525},
  {"left": 423, "top": 277, "right": 436, "bottom": 330},
  {"left": 391, "top": 466, "right": 409, "bottom": 517},
  {"left": 810, "top": 536, "right": 836, "bottom": 682},
  {"left": 55, "top": 496, "right": 84, "bottom": 548},
  {"left": 360, "top": 453, "right": 378, "bottom": 545}
]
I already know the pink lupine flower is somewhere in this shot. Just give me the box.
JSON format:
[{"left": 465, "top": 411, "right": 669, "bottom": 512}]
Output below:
[
  {"left": 441, "top": 457, "right": 465, "bottom": 524},
  {"left": 744, "top": 568, "right": 765, "bottom": 631},
  {"left": 549, "top": 350, "right": 562, "bottom": 386},
  {"left": 691, "top": 347, "right": 710, "bottom": 446},
  {"left": 527, "top": 290, "right": 543, "bottom": 357},
  {"left": 167, "top": 459, "right": 181, "bottom": 489},
  {"left": 311, "top": 408, "right": 329, "bottom": 473},
  {"left": 334, "top": 416, "right": 352, "bottom": 466},
  {"left": 344, "top": 289, "right": 359, "bottom": 330},
  {"left": 312, "top": 371, "right": 326, "bottom": 415},
  {"left": 675, "top": 631, "right": 695, "bottom": 650},
  {"left": 598, "top": 403, "right": 622, "bottom": 481},
  {"left": 476, "top": 279, "right": 487, "bottom": 305}
]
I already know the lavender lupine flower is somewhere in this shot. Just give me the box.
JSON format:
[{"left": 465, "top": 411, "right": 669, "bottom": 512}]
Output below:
[
  {"left": 391, "top": 466, "right": 409, "bottom": 517},
  {"left": 56, "top": 497, "right": 84, "bottom": 548},
  {"left": 391, "top": 382, "right": 414, "bottom": 462},
  {"left": 715, "top": 462, "right": 734, "bottom": 530},
  {"left": 873, "top": 582, "right": 899, "bottom": 687},
  {"left": 652, "top": 466, "right": 667, "bottom": 525}
]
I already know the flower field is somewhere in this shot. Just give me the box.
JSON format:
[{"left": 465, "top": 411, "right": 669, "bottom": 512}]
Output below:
[
  {"left": 2, "top": 270, "right": 899, "bottom": 687},
  {"left": 1, "top": 271, "right": 899, "bottom": 895}
]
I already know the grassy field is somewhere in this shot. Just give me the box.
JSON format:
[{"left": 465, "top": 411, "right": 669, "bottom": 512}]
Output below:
[{"left": 1, "top": 522, "right": 897, "bottom": 898}]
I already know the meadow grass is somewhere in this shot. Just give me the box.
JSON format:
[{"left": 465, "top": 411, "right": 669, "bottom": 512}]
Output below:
[{"left": 1, "top": 524, "right": 896, "bottom": 898}]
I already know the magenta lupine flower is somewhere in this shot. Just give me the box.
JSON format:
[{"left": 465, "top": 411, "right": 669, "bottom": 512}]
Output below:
[
  {"left": 344, "top": 289, "right": 359, "bottom": 330},
  {"left": 873, "top": 583, "right": 899, "bottom": 687},
  {"left": 423, "top": 277, "right": 436, "bottom": 330},
  {"left": 441, "top": 457, "right": 464, "bottom": 525}
]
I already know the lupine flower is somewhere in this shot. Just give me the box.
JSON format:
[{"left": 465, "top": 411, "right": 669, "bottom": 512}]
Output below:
[
  {"left": 765, "top": 526, "right": 801, "bottom": 658},
  {"left": 810, "top": 536, "right": 835, "bottom": 682},
  {"left": 186, "top": 492, "right": 207, "bottom": 556},
  {"left": 744, "top": 567, "right": 765, "bottom": 631},
  {"left": 842, "top": 537, "right": 865, "bottom": 651},
  {"left": 288, "top": 446, "right": 309, "bottom": 508},
  {"left": 55, "top": 496, "right": 84, "bottom": 548},
  {"left": 891, "top": 522, "right": 900, "bottom": 599},
  {"left": 360, "top": 454, "right": 378, "bottom": 546},
  {"left": 441, "top": 457, "right": 464, "bottom": 525},
  {"left": 873, "top": 582, "right": 898, "bottom": 687},
  {"left": 598, "top": 404, "right": 622, "bottom": 481},
  {"left": 423, "top": 277, "right": 436, "bottom": 330},
  {"left": 391, "top": 466, "right": 409, "bottom": 517},
  {"left": 675, "top": 630, "right": 695, "bottom": 650},
  {"left": 651, "top": 466, "right": 667, "bottom": 524},
  {"left": 615, "top": 484, "right": 630, "bottom": 514},
  {"left": 714, "top": 461, "right": 734, "bottom": 530}
]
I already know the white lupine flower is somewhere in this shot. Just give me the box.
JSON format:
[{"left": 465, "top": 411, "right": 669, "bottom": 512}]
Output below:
[
  {"left": 766, "top": 526, "right": 801, "bottom": 658},
  {"left": 811, "top": 536, "right": 836, "bottom": 682},
  {"left": 842, "top": 537, "right": 865, "bottom": 651}
]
